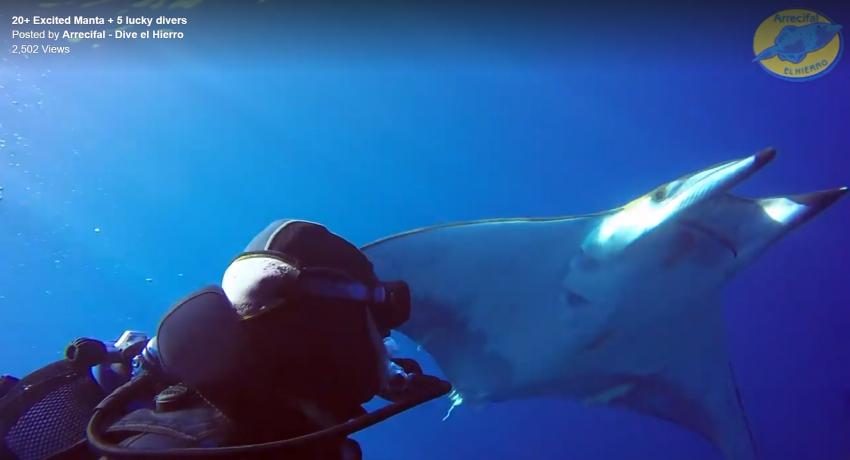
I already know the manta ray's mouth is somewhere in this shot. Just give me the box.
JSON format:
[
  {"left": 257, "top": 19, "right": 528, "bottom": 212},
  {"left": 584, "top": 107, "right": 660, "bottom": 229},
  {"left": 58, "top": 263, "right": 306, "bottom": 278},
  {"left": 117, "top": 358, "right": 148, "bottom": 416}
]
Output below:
[{"left": 679, "top": 219, "right": 738, "bottom": 257}]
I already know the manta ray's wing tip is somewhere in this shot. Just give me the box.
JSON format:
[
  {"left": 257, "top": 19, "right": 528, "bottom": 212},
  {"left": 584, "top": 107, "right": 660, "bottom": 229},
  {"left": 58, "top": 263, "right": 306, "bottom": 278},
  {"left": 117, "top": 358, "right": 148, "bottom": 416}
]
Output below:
[
  {"left": 758, "top": 187, "right": 848, "bottom": 225},
  {"left": 753, "top": 147, "right": 777, "bottom": 167},
  {"left": 792, "top": 186, "right": 848, "bottom": 210}
]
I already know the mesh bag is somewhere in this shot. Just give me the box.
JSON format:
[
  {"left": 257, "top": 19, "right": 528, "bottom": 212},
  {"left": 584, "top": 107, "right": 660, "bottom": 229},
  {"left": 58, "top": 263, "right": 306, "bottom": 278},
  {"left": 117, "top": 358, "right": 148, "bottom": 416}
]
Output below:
[{"left": 0, "top": 360, "right": 105, "bottom": 460}]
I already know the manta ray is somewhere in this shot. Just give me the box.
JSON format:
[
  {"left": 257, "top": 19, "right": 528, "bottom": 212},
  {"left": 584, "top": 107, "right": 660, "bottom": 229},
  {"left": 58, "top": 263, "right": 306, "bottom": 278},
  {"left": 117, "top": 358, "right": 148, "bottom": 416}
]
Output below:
[
  {"left": 753, "top": 22, "right": 843, "bottom": 64},
  {"left": 362, "top": 149, "right": 846, "bottom": 460}
]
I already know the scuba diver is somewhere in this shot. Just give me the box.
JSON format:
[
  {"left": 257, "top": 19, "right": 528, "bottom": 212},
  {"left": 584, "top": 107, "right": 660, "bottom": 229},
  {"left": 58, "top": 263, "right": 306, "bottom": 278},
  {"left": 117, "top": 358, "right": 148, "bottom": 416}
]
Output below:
[{"left": 0, "top": 220, "right": 451, "bottom": 460}]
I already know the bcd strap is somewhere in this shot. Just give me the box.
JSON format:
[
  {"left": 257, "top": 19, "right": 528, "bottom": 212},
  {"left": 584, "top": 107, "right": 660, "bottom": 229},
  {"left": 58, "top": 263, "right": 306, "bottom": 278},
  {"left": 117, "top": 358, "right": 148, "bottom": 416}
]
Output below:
[{"left": 0, "top": 358, "right": 106, "bottom": 460}]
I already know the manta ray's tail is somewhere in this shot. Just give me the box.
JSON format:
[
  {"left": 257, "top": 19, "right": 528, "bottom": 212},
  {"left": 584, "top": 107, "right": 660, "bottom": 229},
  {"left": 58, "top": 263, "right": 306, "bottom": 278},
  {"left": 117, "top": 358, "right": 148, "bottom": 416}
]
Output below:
[{"left": 727, "top": 362, "right": 760, "bottom": 460}]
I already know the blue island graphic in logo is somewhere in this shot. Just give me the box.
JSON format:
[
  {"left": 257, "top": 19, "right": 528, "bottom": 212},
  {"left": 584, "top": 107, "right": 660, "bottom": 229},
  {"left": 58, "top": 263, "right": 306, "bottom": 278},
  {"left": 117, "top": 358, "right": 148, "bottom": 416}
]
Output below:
[{"left": 753, "top": 9, "right": 843, "bottom": 81}]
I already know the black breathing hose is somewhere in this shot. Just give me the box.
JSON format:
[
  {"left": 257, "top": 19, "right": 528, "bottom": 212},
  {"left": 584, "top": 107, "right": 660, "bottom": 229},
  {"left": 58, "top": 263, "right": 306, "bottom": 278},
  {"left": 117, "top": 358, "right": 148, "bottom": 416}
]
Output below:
[{"left": 87, "top": 371, "right": 451, "bottom": 458}]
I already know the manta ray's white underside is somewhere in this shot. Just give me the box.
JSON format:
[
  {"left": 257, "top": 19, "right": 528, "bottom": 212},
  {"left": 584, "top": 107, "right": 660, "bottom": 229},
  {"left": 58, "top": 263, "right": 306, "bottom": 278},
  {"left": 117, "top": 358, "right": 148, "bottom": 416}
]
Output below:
[{"left": 362, "top": 150, "right": 846, "bottom": 460}]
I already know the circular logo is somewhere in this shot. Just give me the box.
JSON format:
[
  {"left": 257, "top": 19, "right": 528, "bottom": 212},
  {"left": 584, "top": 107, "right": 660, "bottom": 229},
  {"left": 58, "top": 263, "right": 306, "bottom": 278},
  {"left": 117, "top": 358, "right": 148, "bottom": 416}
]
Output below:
[{"left": 753, "top": 9, "right": 843, "bottom": 81}]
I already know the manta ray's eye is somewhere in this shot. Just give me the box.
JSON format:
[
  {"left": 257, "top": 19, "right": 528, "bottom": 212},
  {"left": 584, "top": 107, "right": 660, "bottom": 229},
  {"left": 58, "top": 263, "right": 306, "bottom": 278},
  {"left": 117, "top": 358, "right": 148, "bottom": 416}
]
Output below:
[{"left": 651, "top": 188, "right": 667, "bottom": 202}]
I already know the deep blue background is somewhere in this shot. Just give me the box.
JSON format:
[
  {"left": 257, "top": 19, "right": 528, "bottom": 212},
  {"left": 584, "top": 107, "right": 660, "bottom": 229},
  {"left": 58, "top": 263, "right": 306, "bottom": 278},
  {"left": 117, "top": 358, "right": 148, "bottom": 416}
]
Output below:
[{"left": 1, "top": 1, "right": 848, "bottom": 459}]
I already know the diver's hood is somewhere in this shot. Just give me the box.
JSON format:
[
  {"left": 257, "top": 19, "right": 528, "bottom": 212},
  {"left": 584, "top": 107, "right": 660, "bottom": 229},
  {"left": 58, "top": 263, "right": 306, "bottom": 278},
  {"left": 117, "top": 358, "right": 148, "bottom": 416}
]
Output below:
[
  {"left": 241, "top": 220, "right": 377, "bottom": 282},
  {"left": 222, "top": 220, "right": 409, "bottom": 330},
  {"left": 218, "top": 220, "right": 396, "bottom": 406},
  {"left": 223, "top": 220, "right": 382, "bottom": 318}
]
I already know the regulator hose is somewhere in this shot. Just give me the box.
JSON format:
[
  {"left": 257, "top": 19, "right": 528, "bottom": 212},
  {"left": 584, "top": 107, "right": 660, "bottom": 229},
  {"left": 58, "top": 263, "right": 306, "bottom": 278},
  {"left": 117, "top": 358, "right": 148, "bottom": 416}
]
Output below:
[{"left": 87, "top": 371, "right": 451, "bottom": 458}]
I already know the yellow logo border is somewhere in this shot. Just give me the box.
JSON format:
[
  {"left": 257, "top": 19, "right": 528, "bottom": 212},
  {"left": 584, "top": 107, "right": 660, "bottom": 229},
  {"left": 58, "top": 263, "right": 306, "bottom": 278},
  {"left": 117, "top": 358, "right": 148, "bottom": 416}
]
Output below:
[{"left": 753, "top": 8, "right": 843, "bottom": 81}]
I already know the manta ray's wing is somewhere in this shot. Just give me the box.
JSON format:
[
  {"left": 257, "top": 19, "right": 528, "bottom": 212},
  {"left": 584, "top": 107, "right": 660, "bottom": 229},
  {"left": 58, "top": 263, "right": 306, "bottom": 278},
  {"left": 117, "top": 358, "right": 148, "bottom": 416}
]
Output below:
[
  {"left": 362, "top": 215, "right": 757, "bottom": 459},
  {"left": 587, "top": 292, "right": 758, "bottom": 460},
  {"left": 627, "top": 188, "right": 847, "bottom": 458},
  {"left": 678, "top": 190, "right": 847, "bottom": 270}
]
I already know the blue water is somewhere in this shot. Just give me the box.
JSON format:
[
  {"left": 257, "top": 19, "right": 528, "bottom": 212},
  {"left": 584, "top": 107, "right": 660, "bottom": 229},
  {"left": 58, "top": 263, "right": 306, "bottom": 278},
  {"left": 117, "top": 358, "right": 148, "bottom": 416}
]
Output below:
[{"left": 1, "top": 2, "right": 848, "bottom": 459}]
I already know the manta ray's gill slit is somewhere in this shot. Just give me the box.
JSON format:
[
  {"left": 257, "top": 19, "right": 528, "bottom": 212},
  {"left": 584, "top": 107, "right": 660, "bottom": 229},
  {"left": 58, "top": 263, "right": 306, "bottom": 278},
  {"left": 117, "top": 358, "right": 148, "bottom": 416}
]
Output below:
[
  {"left": 566, "top": 290, "right": 590, "bottom": 307},
  {"left": 583, "top": 328, "right": 616, "bottom": 351},
  {"left": 679, "top": 220, "right": 738, "bottom": 258}
]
